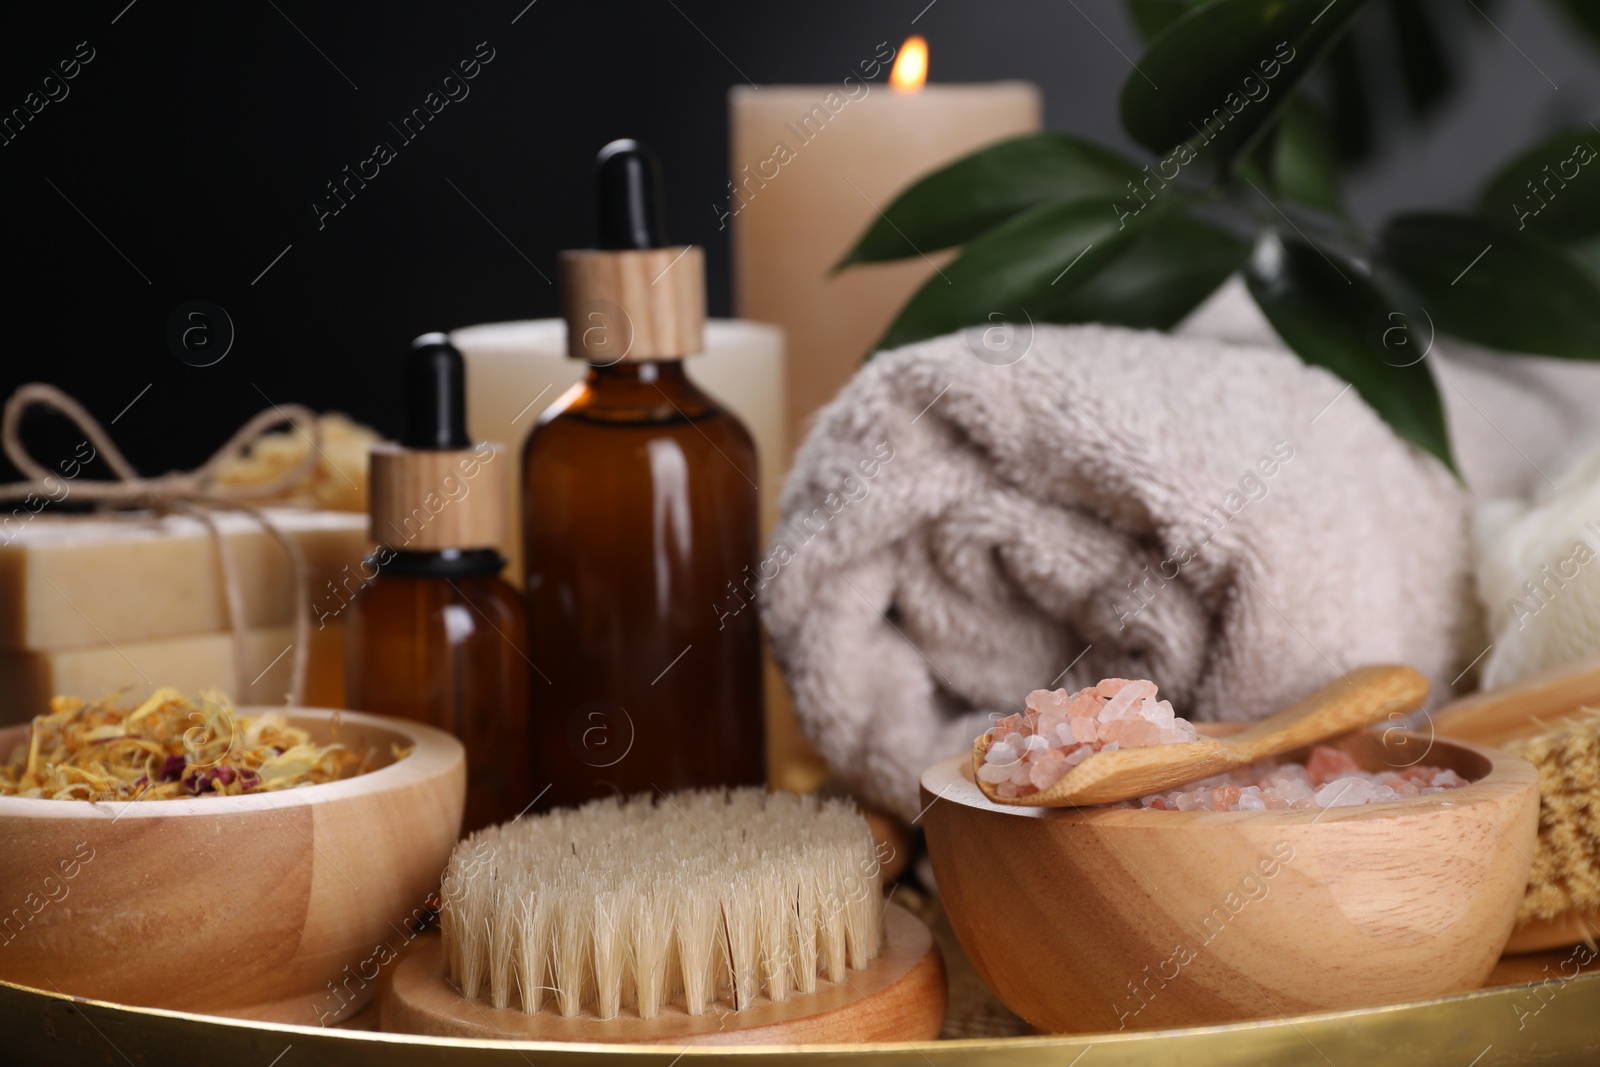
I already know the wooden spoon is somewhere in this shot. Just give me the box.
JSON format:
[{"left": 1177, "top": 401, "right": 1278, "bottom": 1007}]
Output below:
[{"left": 971, "top": 664, "right": 1430, "bottom": 808}]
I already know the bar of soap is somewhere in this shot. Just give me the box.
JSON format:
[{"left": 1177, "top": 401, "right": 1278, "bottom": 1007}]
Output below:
[
  {"left": 0, "top": 623, "right": 345, "bottom": 725},
  {"left": 0, "top": 510, "right": 369, "bottom": 651}
]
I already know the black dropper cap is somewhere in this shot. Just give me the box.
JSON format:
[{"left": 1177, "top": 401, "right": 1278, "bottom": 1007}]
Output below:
[
  {"left": 595, "top": 139, "right": 666, "bottom": 250},
  {"left": 403, "top": 332, "right": 470, "bottom": 450}
]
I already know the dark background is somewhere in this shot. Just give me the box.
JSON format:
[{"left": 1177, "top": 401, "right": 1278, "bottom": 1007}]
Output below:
[{"left": 3, "top": 0, "right": 1598, "bottom": 481}]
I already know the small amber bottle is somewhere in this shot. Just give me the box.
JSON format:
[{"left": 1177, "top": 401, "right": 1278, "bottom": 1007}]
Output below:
[
  {"left": 347, "top": 334, "right": 530, "bottom": 834},
  {"left": 522, "top": 141, "right": 765, "bottom": 808}
]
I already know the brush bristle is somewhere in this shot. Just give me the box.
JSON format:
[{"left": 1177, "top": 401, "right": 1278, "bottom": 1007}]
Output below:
[
  {"left": 1506, "top": 711, "right": 1600, "bottom": 924},
  {"left": 440, "top": 789, "right": 886, "bottom": 1019}
]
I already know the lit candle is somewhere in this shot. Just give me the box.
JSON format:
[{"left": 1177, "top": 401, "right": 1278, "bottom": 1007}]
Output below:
[{"left": 729, "top": 37, "right": 1040, "bottom": 453}]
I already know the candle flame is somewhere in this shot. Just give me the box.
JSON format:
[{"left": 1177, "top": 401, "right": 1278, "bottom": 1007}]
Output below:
[{"left": 890, "top": 36, "right": 928, "bottom": 93}]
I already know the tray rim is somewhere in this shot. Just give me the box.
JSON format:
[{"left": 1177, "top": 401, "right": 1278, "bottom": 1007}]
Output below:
[{"left": 8, "top": 958, "right": 1599, "bottom": 1058}]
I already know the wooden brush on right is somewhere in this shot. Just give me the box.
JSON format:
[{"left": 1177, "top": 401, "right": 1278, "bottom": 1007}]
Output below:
[{"left": 1435, "top": 658, "right": 1600, "bottom": 951}]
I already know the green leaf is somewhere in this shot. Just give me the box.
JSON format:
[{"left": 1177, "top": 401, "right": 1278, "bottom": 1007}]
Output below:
[
  {"left": 1127, "top": 0, "right": 1199, "bottom": 41},
  {"left": 836, "top": 133, "right": 1144, "bottom": 269},
  {"left": 1328, "top": 37, "right": 1373, "bottom": 163},
  {"left": 1273, "top": 97, "right": 1343, "bottom": 214},
  {"left": 1379, "top": 212, "right": 1600, "bottom": 358},
  {"left": 1245, "top": 230, "right": 1454, "bottom": 470},
  {"left": 1477, "top": 126, "right": 1600, "bottom": 240},
  {"left": 873, "top": 196, "right": 1163, "bottom": 352},
  {"left": 1388, "top": 0, "right": 1451, "bottom": 116},
  {"left": 1552, "top": 0, "right": 1600, "bottom": 53},
  {"left": 1119, "top": 0, "right": 1377, "bottom": 178},
  {"left": 1568, "top": 234, "right": 1600, "bottom": 286},
  {"left": 1037, "top": 210, "right": 1248, "bottom": 329}
]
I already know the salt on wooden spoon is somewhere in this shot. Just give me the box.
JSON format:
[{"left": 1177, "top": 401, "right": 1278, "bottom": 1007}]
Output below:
[{"left": 972, "top": 664, "right": 1430, "bottom": 808}]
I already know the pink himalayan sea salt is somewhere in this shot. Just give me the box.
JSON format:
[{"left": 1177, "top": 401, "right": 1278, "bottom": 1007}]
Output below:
[
  {"left": 978, "top": 678, "right": 1471, "bottom": 809},
  {"left": 977, "top": 679, "right": 1197, "bottom": 798},
  {"left": 1135, "top": 747, "right": 1468, "bottom": 811}
]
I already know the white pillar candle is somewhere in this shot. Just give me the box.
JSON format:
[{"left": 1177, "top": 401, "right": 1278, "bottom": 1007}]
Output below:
[{"left": 729, "top": 43, "right": 1040, "bottom": 454}]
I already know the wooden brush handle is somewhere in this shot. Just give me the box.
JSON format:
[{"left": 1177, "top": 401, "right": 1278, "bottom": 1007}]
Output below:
[
  {"left": 1228, "top": 665, "right": 1430, "bottom": 761},
  {"left": 1433, "top": 657, "right": 1600, "bottom": 746}
]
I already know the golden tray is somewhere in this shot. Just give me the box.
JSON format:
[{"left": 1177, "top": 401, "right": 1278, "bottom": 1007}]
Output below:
[{"left": 8, "top": 945, "right": 1598, "bottom": 1066}]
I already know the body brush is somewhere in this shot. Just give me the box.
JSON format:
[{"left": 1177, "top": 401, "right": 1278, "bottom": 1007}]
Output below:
[
  {"left": 1503, "top": 714, "right": 1600, "bottom": 938},
  {"left": 382, "top": 788, "right": 946, "bottom": 1043},
  {"left": 1433, "top": 659, "right": 1600, "bottom": 951}
]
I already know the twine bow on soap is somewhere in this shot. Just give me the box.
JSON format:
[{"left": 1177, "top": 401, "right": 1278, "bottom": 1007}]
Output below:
[{"left": 0, "top": 382, "right": 326, "bottom": 705}]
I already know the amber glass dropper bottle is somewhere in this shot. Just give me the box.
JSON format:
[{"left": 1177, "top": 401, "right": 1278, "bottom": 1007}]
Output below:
[
  {"left": 346, "top": 333, "right": 530, "bottom": 834},
  {"left": 522, "top": 140, "right": 765, "bottom": 807}
]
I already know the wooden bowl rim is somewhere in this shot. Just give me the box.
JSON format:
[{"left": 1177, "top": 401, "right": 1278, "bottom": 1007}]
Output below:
[
  {"left": 922, "top": 730, "right": 1536, "bottom": 828},
  {"left": 0, "top": 707, "right": 464, "bottom": 821}
]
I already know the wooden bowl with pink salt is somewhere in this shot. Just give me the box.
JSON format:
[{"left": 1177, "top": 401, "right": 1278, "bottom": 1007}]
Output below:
[{"left": 922, "top": 722, "right": 1538, "bottom": 1033}]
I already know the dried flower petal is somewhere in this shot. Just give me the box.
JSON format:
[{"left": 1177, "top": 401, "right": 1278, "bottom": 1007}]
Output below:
[{"left": 0, "top": 689, "right": 374, "bottom": 802}]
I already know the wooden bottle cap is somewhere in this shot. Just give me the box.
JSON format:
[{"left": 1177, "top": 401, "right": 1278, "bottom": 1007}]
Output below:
[
  {"left": 368, "top": 444, "right": 505, "bottom": 553},
  {"left": 560, "top": 246, "right": 705, "bottom": 362}
]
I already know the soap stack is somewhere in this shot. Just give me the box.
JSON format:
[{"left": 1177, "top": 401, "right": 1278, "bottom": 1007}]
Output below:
[{"left": 0, "top": 510, "right": 369, "bottom": 722}]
